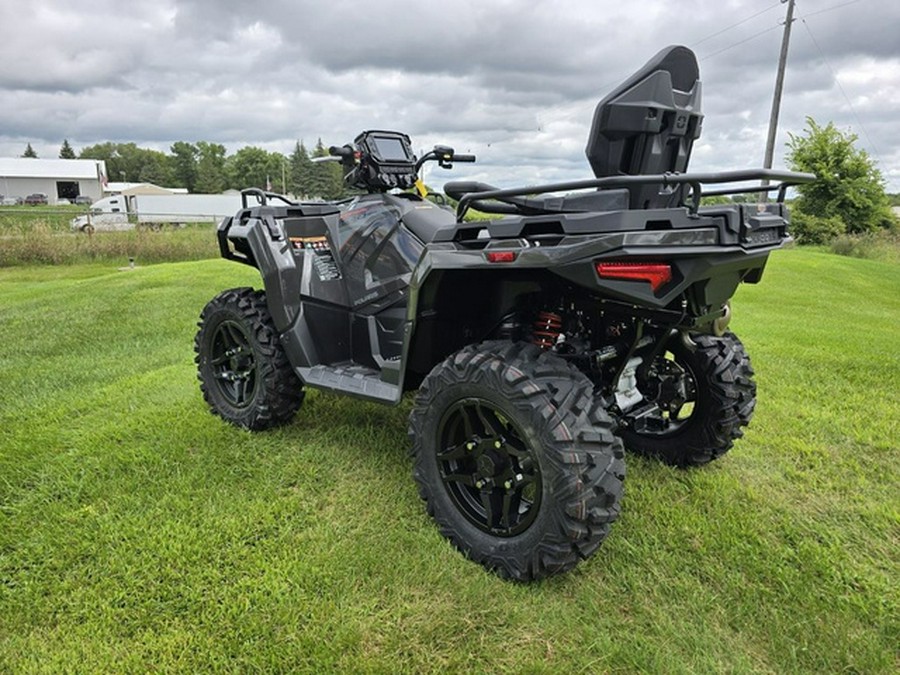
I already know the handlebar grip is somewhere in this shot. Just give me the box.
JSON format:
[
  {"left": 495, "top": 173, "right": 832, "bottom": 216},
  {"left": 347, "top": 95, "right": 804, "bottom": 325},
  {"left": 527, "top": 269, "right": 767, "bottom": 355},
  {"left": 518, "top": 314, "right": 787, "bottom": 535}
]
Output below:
[
  {"left": 453, "top": 154, "right": 476, "bottom": 162},
  {"left": 329, "top": 145, "right": 354, "bottom": 158}
]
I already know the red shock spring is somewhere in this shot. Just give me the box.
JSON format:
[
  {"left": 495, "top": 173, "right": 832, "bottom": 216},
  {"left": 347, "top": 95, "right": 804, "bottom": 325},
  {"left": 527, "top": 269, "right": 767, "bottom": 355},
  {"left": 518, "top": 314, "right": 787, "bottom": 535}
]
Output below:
[{"left": 532, "top": 311, "right": 563, "bottom": 349}]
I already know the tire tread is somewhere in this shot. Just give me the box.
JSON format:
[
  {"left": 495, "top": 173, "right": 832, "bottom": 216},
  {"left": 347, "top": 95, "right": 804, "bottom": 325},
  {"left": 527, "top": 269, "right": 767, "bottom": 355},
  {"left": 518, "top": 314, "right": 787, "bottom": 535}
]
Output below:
[
  {"left": 195, "top": 287, "right": 304, "bottom": 430},
  {"left": 409, "top": 341, "right": 625, "bottom": 581}
]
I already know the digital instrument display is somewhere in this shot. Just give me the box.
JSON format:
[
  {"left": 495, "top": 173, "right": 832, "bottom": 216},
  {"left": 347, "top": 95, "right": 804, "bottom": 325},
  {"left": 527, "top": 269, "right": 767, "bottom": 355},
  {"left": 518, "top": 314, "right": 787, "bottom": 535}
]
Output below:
[{"left": 373, "top": 136, "right": 409, "bottom": 161}]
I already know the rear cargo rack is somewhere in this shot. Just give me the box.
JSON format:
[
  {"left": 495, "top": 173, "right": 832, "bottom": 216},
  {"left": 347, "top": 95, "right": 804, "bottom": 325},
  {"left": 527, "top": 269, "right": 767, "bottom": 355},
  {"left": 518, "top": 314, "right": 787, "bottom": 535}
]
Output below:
[{"left": 455, "top": 169, "right": 816, "bottom": 221}]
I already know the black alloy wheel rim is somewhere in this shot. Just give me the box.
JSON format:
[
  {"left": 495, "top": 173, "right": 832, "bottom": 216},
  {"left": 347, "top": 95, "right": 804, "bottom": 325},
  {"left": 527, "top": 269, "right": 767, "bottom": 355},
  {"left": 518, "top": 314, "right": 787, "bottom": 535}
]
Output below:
[
  {"left": 209, "top": 320, "right": 258, "bottom": 408},
  {"left": 436, "top": 398, "right": 542, "bottom": 537}
]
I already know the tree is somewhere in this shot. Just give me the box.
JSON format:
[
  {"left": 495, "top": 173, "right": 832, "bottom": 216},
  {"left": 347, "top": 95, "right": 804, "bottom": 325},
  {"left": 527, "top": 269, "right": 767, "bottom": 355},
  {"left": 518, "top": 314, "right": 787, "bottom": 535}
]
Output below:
[
  {"left": 289, "top": 141, "right": 315, "bottom": 198},
  {"left": 137, "top": 150, "right": 174, "bottom": 186},
  {"left": 309, "top": 138, "right": 345, "bottom": 199},
  {"left": 59, "top": 139, "right": 76, "bottom": 159},
  {"left": 225, "top": 146, "right": 282, "bottom": 191},
  {"left": 786, "top": 118, "right": 893, "bottom": 241},
  {"left": 271, "top": 152, "right": 289, "bottom": 193},
  {"left": 80, "top": 142, "right": 173, "bottom": 186},
  {"left": 195, "top": 141, "right": 227, "bottom": 194},
  {"left": 112, "top": 143, "right": 150, "bottom": 184},
  {"left": 79, "top": 142, "right": 117, "bottom": 180},
  {"left": 22, "top": 143, "right": 37, "bottom": 158},
  {"left": 170, "top": 141, "right": 199, "bottom": 192}
]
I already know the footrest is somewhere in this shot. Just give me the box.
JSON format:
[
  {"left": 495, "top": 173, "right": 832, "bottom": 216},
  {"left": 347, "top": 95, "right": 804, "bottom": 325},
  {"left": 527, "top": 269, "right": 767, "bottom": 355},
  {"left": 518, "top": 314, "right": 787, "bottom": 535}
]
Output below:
[{"left": 300, "top": 362, "right": 400, "bottom": 403}]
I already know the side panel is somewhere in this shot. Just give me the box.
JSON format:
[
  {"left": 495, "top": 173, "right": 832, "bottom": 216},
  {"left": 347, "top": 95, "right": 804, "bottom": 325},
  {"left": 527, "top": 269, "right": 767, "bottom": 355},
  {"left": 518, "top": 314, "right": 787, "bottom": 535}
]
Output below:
[{"left": 335, "top": 196, "right": 424, "bottom": 309}]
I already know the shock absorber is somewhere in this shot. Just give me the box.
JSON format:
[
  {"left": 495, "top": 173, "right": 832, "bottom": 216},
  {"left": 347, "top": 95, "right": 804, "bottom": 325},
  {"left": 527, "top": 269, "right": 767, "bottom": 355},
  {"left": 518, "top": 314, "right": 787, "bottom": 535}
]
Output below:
[{"left": 532, "top": 311, "right": 563, "bottom": 349}]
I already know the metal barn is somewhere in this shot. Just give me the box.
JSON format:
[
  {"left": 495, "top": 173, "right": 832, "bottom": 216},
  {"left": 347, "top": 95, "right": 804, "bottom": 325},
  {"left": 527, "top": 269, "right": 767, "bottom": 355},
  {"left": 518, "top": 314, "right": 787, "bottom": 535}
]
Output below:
[{"left": 0, "top": 158, "right": 107, "bottom": 205}]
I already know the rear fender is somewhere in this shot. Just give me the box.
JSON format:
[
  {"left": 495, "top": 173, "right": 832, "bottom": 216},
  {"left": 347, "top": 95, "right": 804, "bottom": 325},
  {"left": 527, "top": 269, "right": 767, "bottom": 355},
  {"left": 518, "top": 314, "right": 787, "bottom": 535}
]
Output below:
[
  {"left": 402, "top": 263, "right": 557, "bottom": 383},
  {"left": 400, "top": 244, "right": 771, "bottom": 384}
]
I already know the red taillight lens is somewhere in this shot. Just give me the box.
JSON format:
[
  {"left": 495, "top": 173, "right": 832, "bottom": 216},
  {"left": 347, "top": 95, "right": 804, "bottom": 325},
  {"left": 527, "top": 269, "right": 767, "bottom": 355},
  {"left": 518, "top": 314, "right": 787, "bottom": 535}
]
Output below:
[
  {"left": 486, "top": 250, "right": 518, "bottom": 263},
  {"left": 595, "top": 262, "right": 673, "bottom": 292}
]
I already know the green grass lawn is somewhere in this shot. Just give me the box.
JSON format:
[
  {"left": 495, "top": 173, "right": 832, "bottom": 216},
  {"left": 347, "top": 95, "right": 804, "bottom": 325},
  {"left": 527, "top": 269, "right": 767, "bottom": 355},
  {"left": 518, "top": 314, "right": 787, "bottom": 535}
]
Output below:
[{"left": 1, "top": 249, "right": 897, "bottom": 672}]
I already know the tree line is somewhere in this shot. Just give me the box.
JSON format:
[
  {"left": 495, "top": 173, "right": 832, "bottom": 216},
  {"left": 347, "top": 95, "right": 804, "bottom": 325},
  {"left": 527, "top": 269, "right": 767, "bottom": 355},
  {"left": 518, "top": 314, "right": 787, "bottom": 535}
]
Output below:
[
  {"left": 18, "top": 118, "right": 899, "bottom": 243},
  {"left": 20, "top": 139, "right": 348, "bottom": 200}
]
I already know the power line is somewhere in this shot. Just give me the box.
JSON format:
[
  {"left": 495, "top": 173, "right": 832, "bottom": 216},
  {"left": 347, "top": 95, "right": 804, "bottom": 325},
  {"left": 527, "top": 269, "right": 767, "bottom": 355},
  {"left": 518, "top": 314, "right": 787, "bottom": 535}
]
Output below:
[
  {"left": 798, "top": 16, "right": 882, "bottom": 161},
  {"left": 693, "top": 2, "right": 782, "bottom": 47},
  {"left": 535, "top": 0, "right": 866, "bottom": 133},
  {"left": 802, "top": 0, "right": 863, "bottom": 19},
  {"left": 700, "top": 23, "right": 783, "bottom": 61},
  {"left": 537, "top": 4, "right": 786, "bottom": 128}
]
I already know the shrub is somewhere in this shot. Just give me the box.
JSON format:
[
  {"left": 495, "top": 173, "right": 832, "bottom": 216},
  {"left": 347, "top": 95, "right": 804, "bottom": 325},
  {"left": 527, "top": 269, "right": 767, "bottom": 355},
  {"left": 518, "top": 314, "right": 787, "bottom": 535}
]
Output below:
[
  {"left": 786, "top": 118, "right": 894, "bottom": 235},
  {"left": 788, "top": 211, "right": 845, "bottom": 245},
  {"left": 829, "top": 229, "right": 900, "bottom": 263}
]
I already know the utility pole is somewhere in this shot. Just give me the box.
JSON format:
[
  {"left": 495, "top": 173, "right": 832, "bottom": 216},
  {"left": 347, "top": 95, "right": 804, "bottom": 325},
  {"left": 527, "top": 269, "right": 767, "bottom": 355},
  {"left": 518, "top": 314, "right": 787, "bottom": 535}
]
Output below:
[{"left": 763, "top": 0, "right": 797, "bottom": 175}]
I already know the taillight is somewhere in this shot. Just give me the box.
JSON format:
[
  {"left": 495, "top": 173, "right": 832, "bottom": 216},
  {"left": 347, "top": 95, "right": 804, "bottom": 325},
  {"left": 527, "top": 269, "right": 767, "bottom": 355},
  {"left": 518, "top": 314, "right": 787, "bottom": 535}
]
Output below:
[
  {"left": 486, "top": 250, "right": 517, "bottom": 263},
  {"left": 595, "top": 262, "right": 672, "bottom": 292}
]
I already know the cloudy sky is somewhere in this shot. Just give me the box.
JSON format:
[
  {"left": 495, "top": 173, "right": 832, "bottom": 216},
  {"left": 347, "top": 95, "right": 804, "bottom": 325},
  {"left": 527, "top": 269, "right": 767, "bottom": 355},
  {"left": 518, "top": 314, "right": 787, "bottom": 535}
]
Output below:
[{"left": 2, "top": 0, "right": 898, "bottom": 192}]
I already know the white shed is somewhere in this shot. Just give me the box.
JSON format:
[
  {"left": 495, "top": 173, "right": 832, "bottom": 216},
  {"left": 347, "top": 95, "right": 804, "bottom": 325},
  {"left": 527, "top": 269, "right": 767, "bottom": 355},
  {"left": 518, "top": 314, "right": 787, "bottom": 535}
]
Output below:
[{"left": 0, "top": 158, "right": 107, "bottom": 205}]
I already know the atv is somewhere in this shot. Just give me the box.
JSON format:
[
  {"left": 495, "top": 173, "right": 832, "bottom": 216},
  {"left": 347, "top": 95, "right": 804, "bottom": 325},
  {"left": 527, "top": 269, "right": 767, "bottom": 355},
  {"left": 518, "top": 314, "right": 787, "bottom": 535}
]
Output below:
[{"left": 195, "top": 45, "right": 814, "bottom": 581}]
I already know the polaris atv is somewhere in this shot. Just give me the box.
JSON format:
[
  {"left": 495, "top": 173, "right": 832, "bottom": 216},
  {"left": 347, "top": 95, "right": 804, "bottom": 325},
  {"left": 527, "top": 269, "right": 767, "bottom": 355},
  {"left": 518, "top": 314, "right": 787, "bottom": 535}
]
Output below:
[{"left": 195, "top": 45, "right": 814, "bottom": 581}]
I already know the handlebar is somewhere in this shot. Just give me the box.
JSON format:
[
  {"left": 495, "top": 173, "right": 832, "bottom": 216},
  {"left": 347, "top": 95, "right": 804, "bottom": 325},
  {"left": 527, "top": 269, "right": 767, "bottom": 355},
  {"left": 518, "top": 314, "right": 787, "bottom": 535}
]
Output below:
[
  {"left": 325, "top": 132, "right": 477, "bottom": 193},
  {"left": 414, "top": 147, "right": 477, "bottom": 173}
]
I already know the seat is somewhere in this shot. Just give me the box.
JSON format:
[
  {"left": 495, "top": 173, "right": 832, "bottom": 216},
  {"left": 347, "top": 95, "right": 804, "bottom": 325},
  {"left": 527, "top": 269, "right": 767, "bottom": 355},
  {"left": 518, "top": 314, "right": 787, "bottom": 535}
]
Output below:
[{"left": 585, "top": 45, "right": 703, "bottom": 209}]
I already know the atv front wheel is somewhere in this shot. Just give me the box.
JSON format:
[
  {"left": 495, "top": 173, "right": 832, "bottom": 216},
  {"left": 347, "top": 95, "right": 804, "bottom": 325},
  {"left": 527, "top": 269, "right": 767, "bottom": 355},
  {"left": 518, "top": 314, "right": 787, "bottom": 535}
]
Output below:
[
  {"left": 409, "top": 341, "right": 625, "bottom": 581},
  {"left": 195, "top": 287, "right": 304, "bottom": 430},
  {"left": 620, "top": 332, "right": 755, "bottom": 467}
]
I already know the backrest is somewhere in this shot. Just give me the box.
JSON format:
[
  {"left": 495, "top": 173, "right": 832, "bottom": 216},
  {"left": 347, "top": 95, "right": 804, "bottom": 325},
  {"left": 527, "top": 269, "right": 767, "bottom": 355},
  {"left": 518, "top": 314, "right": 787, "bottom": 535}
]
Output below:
[{"left": 585, "top": 45, "right": 703, "bottom": 209}]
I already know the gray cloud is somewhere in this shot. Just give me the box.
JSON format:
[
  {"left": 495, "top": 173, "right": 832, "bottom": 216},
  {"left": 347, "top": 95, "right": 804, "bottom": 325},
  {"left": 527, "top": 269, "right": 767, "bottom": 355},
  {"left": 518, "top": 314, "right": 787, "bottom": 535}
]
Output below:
[{"left": 1, "top": 0, "right": 898, "bottom": 190}]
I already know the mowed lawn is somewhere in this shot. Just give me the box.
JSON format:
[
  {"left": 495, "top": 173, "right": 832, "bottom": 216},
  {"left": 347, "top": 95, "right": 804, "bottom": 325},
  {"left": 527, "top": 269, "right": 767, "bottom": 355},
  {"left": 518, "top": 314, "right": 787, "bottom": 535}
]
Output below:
[{"left": 0, "top": 248, "right": 897, "bottom": 672}]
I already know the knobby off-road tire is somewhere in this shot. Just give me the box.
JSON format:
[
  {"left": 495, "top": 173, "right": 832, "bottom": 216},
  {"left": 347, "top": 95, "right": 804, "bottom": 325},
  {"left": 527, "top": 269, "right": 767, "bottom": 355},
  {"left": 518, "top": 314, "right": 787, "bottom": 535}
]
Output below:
[
  {"left": 195, "top": 287, "right": 304, "bottom": 430},
  {"left": 409, "top": 341, "right": 625, "bottom": 581},
  {"left": 621, "top": 331, "right": 756, "bottom": 467}
]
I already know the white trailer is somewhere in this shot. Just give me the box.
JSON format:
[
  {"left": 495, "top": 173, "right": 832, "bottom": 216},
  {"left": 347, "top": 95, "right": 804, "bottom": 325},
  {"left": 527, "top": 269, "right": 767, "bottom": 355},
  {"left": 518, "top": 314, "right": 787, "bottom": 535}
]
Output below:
[{"left": 72, "top": 193, "right": 244, "bottom": 232}]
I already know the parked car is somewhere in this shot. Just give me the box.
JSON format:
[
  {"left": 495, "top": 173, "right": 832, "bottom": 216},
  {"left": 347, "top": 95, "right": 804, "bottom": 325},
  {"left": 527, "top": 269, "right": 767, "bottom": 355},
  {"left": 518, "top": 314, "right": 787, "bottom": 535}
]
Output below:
[
  {"left": 24, "top": 193, "right": 49, "bottom": 206},
  {"left": 74, "top": 195, "right": 93, "bottom": 205},
  {"left": 1, "top": 195, "right": 24, "bottom": 206}
]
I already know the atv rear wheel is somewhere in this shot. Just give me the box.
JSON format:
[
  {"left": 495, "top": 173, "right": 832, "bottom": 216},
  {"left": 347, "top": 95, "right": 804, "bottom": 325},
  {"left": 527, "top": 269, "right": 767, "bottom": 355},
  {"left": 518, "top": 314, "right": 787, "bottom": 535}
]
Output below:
[
  {"left": 620, "top": 332, "right": 755, "bottom": 467},
  {"left": 195, "top": 287, "right": 304, "bottom": 430},
  {"left": 409, "top": 341, "right": 625, "bottom": 581}
]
